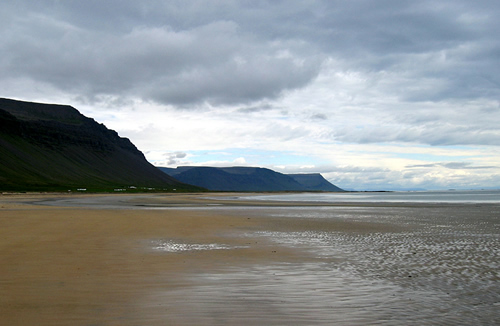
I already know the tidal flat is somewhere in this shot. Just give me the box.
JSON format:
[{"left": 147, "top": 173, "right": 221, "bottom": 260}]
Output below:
[{"left": 1, "top": 193, "right": 499, "bottom": 325}]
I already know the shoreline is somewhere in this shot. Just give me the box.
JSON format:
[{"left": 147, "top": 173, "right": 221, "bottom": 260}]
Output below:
[
  {"left": 2, "top": 191, "right": 495, "bottom": 209},
  {"left": 0, "top": 193, "right": 404, "bottom": 325},
  {"left": 1, "top": 193, "right": 498, "bottom": 325},
  {"left": 0, "top": 194, "right": 293, "bottom": 325}
]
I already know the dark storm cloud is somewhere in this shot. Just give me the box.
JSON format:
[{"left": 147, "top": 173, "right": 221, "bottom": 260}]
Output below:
[
  {"left": 3, "top": 0, "right": 499, "bottom": 107},
  {"left": 0, "top": 1, "right": 322, "bottom": 105}
]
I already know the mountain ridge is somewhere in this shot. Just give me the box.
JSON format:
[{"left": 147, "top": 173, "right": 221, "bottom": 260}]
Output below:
[
  {"left": 0, "top": 98, "right": 200, "bottom": 192},
  {"left": 159, "top": 166, "right": 344, "bottom": 192},
  {"left": 288, "top": 173, "right": 344, "bottom": 192}
]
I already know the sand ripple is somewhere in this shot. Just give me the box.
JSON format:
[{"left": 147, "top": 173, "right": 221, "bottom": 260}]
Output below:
[
  {"left": 143, "top": 205, "right": 499, "bottom": 325},
  {"left": 245, "top": 205, "right": 500, "bottom": 324}
]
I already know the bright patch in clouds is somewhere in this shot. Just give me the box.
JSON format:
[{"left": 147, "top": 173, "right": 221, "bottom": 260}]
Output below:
[{"left": 1, "top": 0, "right": 499, "bottom": 190}]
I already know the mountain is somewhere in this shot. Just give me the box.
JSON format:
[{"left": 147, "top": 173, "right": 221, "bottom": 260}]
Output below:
[
  {"left": 159, "top": 166, "right": 344, "bottom": 192},
  {"left": 0, "top": 98, "right": 201, "bottom": 192},
  {"left": 288, "top": 173, "right": 344, "bottom": 192}
]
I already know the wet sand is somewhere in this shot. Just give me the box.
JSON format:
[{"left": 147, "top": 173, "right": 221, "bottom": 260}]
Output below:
[{"left": 1, "top": 193, "right": 498, "bottom": 325}]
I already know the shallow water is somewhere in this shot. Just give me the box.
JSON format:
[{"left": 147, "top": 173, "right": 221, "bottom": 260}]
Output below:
[
  {"left": 240, "top": 189, "right": 500, "bottom": 204},
  {"left": 150, "top": 204, "right": 500, "bottom": 325},
  {"left": 150, "top": 263, "right": 453, "bottom": 325}
]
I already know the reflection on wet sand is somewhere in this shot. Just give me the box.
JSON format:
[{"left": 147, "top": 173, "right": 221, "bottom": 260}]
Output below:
[{"left": 1, "top": 193, "right": 499, "bottom": 325}]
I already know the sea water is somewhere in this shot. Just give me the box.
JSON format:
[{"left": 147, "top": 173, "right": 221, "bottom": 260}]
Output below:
[{"left": 238, "top": 189, "right": 500, "bottom": 204}]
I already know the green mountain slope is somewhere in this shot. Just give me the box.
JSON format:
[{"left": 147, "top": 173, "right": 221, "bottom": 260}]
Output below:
[{"left": 0, "top": 98, "right": 200, "bottom": 192}]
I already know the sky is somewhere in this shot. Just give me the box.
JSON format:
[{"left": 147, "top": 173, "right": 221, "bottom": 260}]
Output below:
[{"left": 1, "top": 0, "right": 499, "bottom": 190}]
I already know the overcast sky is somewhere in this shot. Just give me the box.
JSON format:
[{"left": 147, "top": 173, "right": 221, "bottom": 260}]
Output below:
[{"left": 2, "top": 0, "right": 499, "bottom": 190}]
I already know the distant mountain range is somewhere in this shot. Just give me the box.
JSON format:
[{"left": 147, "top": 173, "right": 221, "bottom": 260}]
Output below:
[
  {"left": 0, "top": 98, "right": 200, "bottom": 192},
  {"left": 159, "top": 166, "right": 344, "bottom": 192}
]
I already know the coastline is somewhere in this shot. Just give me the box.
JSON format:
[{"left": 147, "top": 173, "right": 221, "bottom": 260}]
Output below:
[
  {"left": 0, "top": 193, "right": 277, "bottom": 325},
  {"left": 1, "top": 193, "right": 498, "bottom": 325},
  {"left": 3, "top": 191, "right": 494, "bottom": 209}
]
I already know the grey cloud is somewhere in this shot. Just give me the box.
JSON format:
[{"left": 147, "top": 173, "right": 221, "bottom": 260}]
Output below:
[
  {"left": 146, "top": 48, "right": 321, "bottom": 105},
  {"left": 406, "top": 163, "right": 442, "bottom": 168},
  {"left": 1, "top": 0, "right": 499, "bottom": 150},
  {"left": 236, "top": 104, "right": 274, "bottom": 114},
  {"left": 406, "top": 162, "right": 497, "bottom": 169},
  {"left": 275, "top": 165, "right": 389, "bottom": 175},
  {"left": 2, "top": 0, "right": 500, "bottom": 106},
  {"left": 310, "top": 113, "right": 328, "bottom": 121},
  {"left": 0, "top": 1, "right": 322, "bottom": 106},
  {"left": 163, "top": 152, "right": 188, "bottom": 165},
  {"left": 321, "top": 1, "right": 500, "bottom": 103},
  {"left": 333, "top": 117, "right": 500, "bottom": 146}
]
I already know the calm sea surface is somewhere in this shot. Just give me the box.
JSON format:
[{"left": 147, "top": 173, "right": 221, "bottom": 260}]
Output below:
[{"left": 238, "top": 189, "right": 500, "bottom": 204}]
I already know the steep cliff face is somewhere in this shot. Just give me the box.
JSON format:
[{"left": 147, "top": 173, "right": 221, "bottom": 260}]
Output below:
[{"left": 0, "top": 98, "right": 198, "bottom": 191}]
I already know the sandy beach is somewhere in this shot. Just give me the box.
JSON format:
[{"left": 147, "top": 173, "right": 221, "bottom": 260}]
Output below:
[
  {"left": 0, "top": 193, "right": 350, "bottom": 325},
  {"left": 1, "top": 193, "right": 498, "bottom": 325}
]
